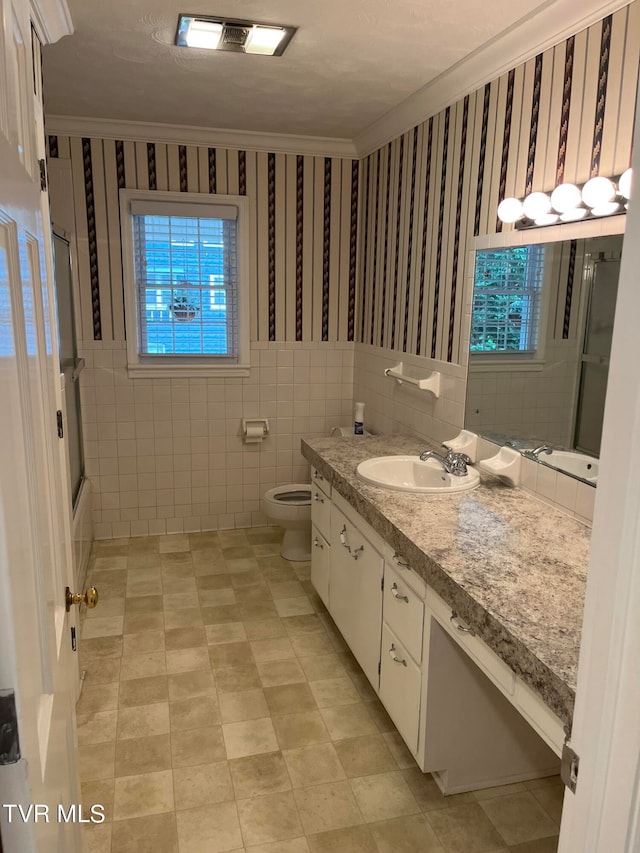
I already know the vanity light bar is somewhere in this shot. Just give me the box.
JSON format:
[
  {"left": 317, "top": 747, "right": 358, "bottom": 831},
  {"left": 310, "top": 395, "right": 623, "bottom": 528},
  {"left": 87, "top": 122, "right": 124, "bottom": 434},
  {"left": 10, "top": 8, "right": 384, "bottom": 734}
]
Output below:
[
  {"left": 497, "top": 168, "right": 632, "bottom": 228},
  {"left": 176, "top": 15, "right": 297, "bottom": 56}
]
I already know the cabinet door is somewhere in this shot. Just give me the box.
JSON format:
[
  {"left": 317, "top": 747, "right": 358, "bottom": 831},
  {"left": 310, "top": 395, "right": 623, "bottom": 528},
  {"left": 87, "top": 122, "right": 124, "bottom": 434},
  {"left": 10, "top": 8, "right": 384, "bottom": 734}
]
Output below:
[
  {"left": 330, "top": 505, "right": 384, "bottom": 689},
  {"left": 379, "top": 624, "right": 422, "bottom": 753},
  {"left": 310, "top": 526, "right": 330, "bottom": 608}
]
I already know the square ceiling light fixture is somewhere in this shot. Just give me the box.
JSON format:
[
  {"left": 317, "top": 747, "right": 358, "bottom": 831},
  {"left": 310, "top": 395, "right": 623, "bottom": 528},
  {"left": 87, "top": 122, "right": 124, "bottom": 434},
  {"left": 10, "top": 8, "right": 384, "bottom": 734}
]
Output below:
[{"left": 176, "top": 15, "right": 296, "bottom": 56}]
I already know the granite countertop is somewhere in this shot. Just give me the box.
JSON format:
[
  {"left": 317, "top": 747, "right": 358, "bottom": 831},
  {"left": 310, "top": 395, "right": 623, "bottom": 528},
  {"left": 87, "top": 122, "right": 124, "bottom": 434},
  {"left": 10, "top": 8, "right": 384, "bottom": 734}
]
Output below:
[{"left": 301, "top": 434, "right": 590, "bottom": 730}]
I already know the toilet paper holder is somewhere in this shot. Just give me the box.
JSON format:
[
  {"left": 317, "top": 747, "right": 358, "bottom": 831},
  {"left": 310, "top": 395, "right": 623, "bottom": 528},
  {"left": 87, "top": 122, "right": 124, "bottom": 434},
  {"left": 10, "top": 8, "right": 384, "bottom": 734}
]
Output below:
[{"left": 242, "top": 418, "right": 270, "bottom": 443}]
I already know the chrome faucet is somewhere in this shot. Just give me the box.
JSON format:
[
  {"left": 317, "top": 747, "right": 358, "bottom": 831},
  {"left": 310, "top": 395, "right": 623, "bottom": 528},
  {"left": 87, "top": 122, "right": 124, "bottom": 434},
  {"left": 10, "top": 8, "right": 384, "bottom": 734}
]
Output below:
[
  {"left": 525, "top": 445, "right": 553, "bottom": 460},
  {"left": 419, "top": 446, "right": 472, "bottom": 477}
]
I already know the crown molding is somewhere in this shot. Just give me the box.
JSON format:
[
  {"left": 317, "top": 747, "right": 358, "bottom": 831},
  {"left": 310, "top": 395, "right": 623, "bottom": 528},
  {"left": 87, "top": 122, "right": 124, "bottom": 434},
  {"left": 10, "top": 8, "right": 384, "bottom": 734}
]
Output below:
[
  {"left": 45, "top": 115, "right": 358, "bottom": 159},
  {"left": 30, "top": 0, "right": 73, "bottom": 44},
  {"left": 353, "top": 0, "right": 632, "bottom": 156}
]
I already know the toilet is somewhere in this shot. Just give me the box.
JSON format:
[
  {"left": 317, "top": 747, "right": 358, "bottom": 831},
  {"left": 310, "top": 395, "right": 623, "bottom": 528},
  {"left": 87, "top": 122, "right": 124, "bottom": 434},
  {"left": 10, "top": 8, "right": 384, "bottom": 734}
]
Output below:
[
  {"left": 262, "top": 426, "right": 371, "bottom": 562},
  {"left": 262, "top": 484, "right": 312, "bottom": 561}
]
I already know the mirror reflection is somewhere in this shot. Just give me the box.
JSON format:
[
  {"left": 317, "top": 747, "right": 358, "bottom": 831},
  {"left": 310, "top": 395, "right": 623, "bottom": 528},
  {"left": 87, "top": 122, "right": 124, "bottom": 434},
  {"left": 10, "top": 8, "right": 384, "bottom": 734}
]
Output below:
[{"left": 465, "top": 233, "right": 623, "bottom": 486}]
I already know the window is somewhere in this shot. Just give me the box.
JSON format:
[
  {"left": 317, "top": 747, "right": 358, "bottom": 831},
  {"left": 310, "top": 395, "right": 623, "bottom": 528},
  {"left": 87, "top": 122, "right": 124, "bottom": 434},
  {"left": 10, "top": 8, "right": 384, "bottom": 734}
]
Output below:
[
  {"left": 471, "top": 245, "right": 545, "bottom": 355},
  {"left": 120, "top": 190, "right": 249, "bottom": 377}
]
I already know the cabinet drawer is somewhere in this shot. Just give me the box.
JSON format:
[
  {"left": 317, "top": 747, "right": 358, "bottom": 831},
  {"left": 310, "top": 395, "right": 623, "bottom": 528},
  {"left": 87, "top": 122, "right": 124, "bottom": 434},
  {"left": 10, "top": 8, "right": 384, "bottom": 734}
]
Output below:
[
  {"left": 383, "top": 563, "right": 424, "bottom": 664},
  {"left": 311, "top": 486, "right": 331, "bottom": 541},
  {"left": 379, "top": 624, "right": 422, "bottom": 754},
  {"left": 383, "top": 545, "right": 427, "bottom": 599},
  {"left": 310, "top": 526, "right": 330, "bottom": 609},
  {"left": 426, "top": 588, "right": 516, "bottom": 696},
  {"left": 311, "top": 467, "right": 331, "bottom": 499}
]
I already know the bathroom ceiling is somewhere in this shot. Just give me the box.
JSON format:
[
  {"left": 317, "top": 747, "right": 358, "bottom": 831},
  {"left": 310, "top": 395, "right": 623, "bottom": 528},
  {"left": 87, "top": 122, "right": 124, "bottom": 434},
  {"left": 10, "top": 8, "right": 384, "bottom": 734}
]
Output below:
[{"left": 43, "top": 0, "right": 561, "bottom": 140}]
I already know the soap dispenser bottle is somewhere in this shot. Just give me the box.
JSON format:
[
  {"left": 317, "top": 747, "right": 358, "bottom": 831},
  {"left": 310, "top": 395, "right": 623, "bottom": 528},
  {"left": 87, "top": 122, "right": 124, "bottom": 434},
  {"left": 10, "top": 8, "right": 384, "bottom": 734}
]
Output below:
[{"left": 354, "top": 402, "right": 365, "bottom": 435}]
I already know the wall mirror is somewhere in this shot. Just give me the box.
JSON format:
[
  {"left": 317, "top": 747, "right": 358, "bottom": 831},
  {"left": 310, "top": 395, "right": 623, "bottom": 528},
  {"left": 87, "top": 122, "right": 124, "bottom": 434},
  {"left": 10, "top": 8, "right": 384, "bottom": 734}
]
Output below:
[{"left": 465, "top": 227, "right": 624, "bottom": 487}]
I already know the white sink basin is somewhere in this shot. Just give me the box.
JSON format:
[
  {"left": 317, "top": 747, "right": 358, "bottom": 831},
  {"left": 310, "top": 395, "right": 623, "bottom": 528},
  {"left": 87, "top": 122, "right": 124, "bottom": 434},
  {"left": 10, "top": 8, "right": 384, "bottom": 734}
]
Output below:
[{"left": 356, "top": 455, "right": 480, "bottom": 494}]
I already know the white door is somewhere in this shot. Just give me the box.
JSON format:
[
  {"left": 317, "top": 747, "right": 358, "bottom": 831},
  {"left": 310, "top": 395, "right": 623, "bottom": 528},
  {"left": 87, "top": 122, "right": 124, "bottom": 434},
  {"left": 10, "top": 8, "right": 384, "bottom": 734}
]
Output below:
[{"left": 0, "top": 1, "right": 82, "bottom": 852}]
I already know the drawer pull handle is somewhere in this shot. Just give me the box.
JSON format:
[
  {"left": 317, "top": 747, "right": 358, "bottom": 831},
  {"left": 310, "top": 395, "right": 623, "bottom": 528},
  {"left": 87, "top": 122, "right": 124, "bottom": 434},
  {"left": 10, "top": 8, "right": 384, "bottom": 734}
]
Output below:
[
  {"left": 313, "top": 493, "right": 324, "bottom": 503},
  {"left": 313, "top": 537, "right": 323, "bottom": 549},
  {"left": 391, "top": 583, "right": 409, "bottom": 603},
  {"left": 389, "top": 644, "right": 407, "bottom": 667},
  {"left": 340, "top": 525, "right": 351, "bottom": 552},
  {"left": 450, "top": 612, "right": 476, "bottom": 636},
  {"left": 350, "top": 545, "right": 364, "bottom": 560},
  {"left": 313, "top": 470, "right": 324, "bottom": 480},
  {"left": 392, "top": 553, "right": 410, "bottom": 569}
]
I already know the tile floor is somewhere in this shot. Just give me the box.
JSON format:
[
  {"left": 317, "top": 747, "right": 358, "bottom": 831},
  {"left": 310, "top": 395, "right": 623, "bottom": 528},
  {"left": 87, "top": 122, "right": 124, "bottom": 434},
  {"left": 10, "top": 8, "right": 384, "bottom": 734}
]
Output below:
[{"left": 78, "top": 527, "right": 563, "bottom": 853}]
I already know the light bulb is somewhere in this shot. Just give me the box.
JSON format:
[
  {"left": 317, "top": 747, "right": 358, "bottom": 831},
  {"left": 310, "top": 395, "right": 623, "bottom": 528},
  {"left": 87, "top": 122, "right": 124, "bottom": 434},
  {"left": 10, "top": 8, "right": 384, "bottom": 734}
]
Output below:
[
  {"left": 619, "top": 168, "right": 633, "bottom": 200},
  {"left": 534, "top": 213, "right": 559, "bottom": 226},
  {"left": 184, "top": 19, "right": 223, "bottom": 49},
  {"left": 497, "top": 197, "right": 524, "bottom": 224},
  {"left": 560, "top": 208, "right": 587, "bottom": 222},
  {"left": 523, "top": 192, "right": 551, "bottom": 219},
  {"left": 245, "top": 26, "right": 286, "bottom": 55},
  {"left": 590, "top": 202, "right": 620, "bottom": 217},
  {"left": 582, "top": 176, "right": 615, "bottom": 208},
  {"left": 550, "top": 183, "right": 581, "bottom": 213}
]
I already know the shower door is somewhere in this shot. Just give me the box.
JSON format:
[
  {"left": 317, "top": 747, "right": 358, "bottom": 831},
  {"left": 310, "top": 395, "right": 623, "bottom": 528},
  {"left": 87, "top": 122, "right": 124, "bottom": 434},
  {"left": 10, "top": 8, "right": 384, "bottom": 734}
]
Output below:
[{"left": 573, "top": 253, "right": 620, "bottom": 456}]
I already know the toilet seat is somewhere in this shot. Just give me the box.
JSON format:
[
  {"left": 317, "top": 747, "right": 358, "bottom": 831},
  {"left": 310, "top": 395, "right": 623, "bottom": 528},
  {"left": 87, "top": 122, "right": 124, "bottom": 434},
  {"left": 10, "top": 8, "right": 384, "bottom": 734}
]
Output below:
[{"left": 263, "top": 485, "right": 311, "bottom": 506}]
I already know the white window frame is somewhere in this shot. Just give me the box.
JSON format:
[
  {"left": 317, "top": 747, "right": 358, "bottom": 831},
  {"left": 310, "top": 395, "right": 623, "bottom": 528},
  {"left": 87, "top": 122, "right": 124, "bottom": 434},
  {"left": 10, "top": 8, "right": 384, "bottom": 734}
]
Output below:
[{"left": 119, "top": 189, "right": 251, "bottom": 378}]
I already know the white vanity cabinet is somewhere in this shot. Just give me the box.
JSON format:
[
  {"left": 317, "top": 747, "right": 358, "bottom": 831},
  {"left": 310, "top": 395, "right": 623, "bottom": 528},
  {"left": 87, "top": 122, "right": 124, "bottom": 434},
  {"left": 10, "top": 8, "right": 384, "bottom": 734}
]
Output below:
[{"left": 310, "top": 468, "right": 331, "bottom": 608}]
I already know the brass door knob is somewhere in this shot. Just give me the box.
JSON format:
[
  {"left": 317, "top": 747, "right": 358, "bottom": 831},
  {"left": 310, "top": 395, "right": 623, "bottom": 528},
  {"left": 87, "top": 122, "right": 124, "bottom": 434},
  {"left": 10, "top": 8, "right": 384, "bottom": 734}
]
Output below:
[{"left": 65, "top": 586, "right": 99, "bottom": 612}]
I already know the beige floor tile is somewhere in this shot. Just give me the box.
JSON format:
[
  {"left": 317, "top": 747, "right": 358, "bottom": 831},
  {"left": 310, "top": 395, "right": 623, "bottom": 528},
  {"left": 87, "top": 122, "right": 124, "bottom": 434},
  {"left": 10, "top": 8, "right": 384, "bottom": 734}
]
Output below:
[
  {"left": 294, "top": 780, "right": 364, "bottom": 835},
  {"left": 222, "top": 545, "right": 254, "bottom": 560},
  {"left": 166, "top": 646, "right": 211, "bottom": 674},
  {"left": 173, "top": 761, "right": 234, "bottom": 810},
  {"left": 298, "top": 654, "right": 349, "bottom": 681},
  {"left": 127, "top": 576, "right": 163, "bottom": 598},
  {"left": 159, "top": 534, "right": 190, "bottom": 553},
  {"left": 81, "top": 616, "right": 124, "bottom": 640},
  {"left": 199, "top": 587, "right": 238, "bottom": 607},
  {"left": 237, "top": 790, "right": 303, "bottom": 846},
  {"left": 382, "top": 732, "right": 418, "bottom": 769},
  {"left": 319, "top": 704, "right": 378, "bottom": 741},
  {"left": 290, "top": 634, "right": 335, "bottom": 658},
  {"left": 111, "top": 812, "right": 178, "bottom": 853},
  {"left": 216, "top": 664, "right": 263, "bottom": 694},
  {"left": 274, "top": 597, "right": 315, "bottom": 618},
  {"left": 350, "top": 771, "right": 420, "bottom": 823},
  {"left": 77, "top": 682, "right": 120, "bottom": 715},
  {"left": 307, "top": 825, "right": 377, "bottom": 853},
  {"left": 163, "top": 591, "right": 199, "bottom": 610},
  {"left": 82, "top": 822, "right": 112, "bottom": 853},
  {"left": 229, "top": 751, "right": 292, "bottom": 800},
  {"left": 123, "top": 612, "right": 164, "bottom": 635},
  {"left": 269, "top": 581, "right": 305, "bottom": 600},
  {"left": 113, "top": 770, "right": 174, "bottom": 821},
  {"left": 223, "top": 717, "right": 279, "bottom": 760},
  {"left": 189, "top": 532, "right": 222, "bottom": 550},
  {"left": 246, "top": 837, "right": 309, "bottom": 853},
  {"left": 169, "top": 696, "right": 221, "bottom": 730},
  {"left": 163, "top": 607, "right": 204, "bottom": 630},
  {"left": 334, "top": 734, "right": 398, "bottom": 778},
  {"left": 125, "top": 595, "right": 164, "bottom": 614},
  {"left": 234, "top": 583, "right": 272, "bottom": 605},
  {"left": 127, "top": 554, "right": 162, "bottom": 571},
  {"left": 531, "top": 785, "right": 564, "bottom": 825},
  {"left": 281, "top": 614, "right": 325, "bottom": 637},
  {"left": 77, "top": 710, "right": 118, "bottom": 745},
  {"left": 264, "top": 683, "right": 317, "bottom": 717},
  {"left": 95, "top": 555, "right": 128, "bottom": 571},
  {"left": 401, "top": 767, "right": 474, "bottom": 811},
  {"left": 283, "top": 742, "right": 346, "bottom": 788},
  {"left": 78, "top": 741, "right": 116, "bottom": 782},
  {"left": 81, "top": 659, "right": 121, "bottom": 685},
  {"left": 119, "top": 675, "right": 169, "bottom": 708},
  {"left": 245, "top": 527, "right": 282, "bottom": 544},
  {"left": 197, "top": 573, "right": 233, "bottom": 590},
  {"left": 308, "top": 677, "right": 360, "bottom": 708},
  {"left": 81, "top": 778, "right": 115, "bottom": 821},
  {"left": 117, "top": 702, "right": 170, "bottom": 740},
  {"left": 123, "top": 630, "right": 166, "bottom": 655},
  {"left": 369, "top": 813, "right": 444, "bottom": 852},
  {"left": 240, "top": 600, "right": 280, "bottom": 622},
  {"left": 250, "top": 637, "right": 296, "bottom": 662},
  {"left": 244, "top": 619, "right": 287, "bottom": 640},
  {"left": 257, "top": 659, "right": 306, "bottom": 688},
  {"left": 226, "top": 557, "right": 261, "bottom": 574},
  {"left": 119, "top": 651, "right": 167, "bottom": 681},
  {"left": 80, "top": 636, "right": 123, "bottom": 660},
  {"left": 202, "top": 604, "right": 243, "bottom": 625},
  {"left": 473, "top": 782, "right": 528, "bottom": 801},
  {"left": 272, "top": 710, "right": 331, "bottom": 750},
  {"left": 230, "top": 570, "right": 267, "bottom": 588},
  {"left": 193, "top": 556, "right": 229, "bottom": 578},
  {"left": 206, "top": 622, "right": 248, "bottom": 645},
  {"left": 219, "top": 689, "right": 270, "bottom": 723},
  {"left": 115, "top": 734, "right": 172, "bottom": 776},
  {"left": 508, "top": 837, "right": 559, "bottom": 852},
  {"left": 162, "top": 576, "right": 197, "bottom": 596},
  {"left": 479, "top": 793, "right": 558, "bottom": 846},
  {"left": 426, "top": 803, "right": 507, "bottom": 853},
  {"left": 171, "top": 725, "right": 226, "bottom": 767},
  {"left": 209, "top": 641, "right": 255, "bottom": 670},
  {"left": 165, "top": 626, "right": 207, "bottom": 650},
  {"left": 176, "top": 801, "right": 243, "bottom": 853},
  {"left": 161, "top": 560, "right": 195, "bottom": 581},
  {"left": 168, "top": 670, "right": 216, "bottom": 700},
  {"left": 349, "top": 672, "right": 379, "bottom": 703}
]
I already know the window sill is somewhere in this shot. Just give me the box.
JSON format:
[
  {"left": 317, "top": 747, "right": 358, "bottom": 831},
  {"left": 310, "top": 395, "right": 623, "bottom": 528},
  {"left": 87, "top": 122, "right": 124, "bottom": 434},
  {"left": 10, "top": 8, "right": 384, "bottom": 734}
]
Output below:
[
  {"left": 468, "top": 358, "right": 545, "bottom": 374},
  {"left": 127, "top": 362, "right": 251, "bottom": 379}
]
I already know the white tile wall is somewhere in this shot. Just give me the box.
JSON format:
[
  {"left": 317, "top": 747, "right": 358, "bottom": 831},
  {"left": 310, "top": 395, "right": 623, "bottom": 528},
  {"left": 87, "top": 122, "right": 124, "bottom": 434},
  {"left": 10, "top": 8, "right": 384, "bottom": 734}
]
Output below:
[
  {"left": 352, "top": 343, "right": 467, "bottom": 445},
  {"left": 80, "top": 341, "right": 354, "bottom": 538}
]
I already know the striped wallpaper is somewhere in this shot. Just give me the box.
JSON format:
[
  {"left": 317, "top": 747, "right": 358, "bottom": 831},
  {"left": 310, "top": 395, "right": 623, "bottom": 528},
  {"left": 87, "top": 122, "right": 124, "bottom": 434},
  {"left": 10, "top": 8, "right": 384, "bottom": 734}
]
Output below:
[
  {"left": 357, "top": 3, "right": 640, "bottom": 365},
  {"left": 47, "top": 136, "right": 359, "bottom": 346}
]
